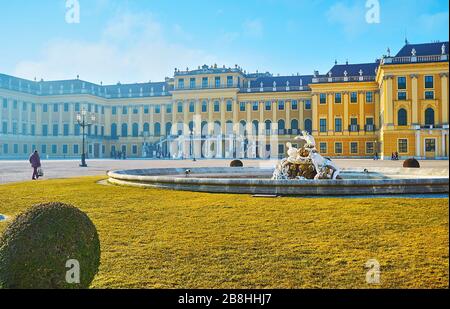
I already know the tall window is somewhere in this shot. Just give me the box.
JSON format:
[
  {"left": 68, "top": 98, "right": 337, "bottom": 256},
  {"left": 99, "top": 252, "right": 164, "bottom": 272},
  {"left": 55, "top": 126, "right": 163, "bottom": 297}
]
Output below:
[
  {"left": 291, "top": 119, "right": 299, "bottom": 131},
  {"left": 190, "top": 78, "right": 196, "bottom": 89},
  {"left": 178, "top": 79, "right": 184, "bottom": 89},
  {"left": 366, "top": 92, "right": 373, "bottom": 103},
  {"left": 265, "top": 120, "right": 272, "bottom": 134},
  {"left": 215, "top": 76, "right": 221, "bottom": 88},
  {"left": 143, "top": 123, "right": 149, "bottom": 133},
  {"left": 226, "top": 100, "right": 232, "bottom": 112},
  {"left": 112, "top": 106, "right": 117, "bottom": 115},
  {"left": 425, "top": 75, "right": 434, "bottom": 89},
  {"left": 202, "top": 100, "right": 208, "bottom": 112},
  {"left": 425, "top": 108, "right": 435, "bottom": 126},
  {"left": 132, "top": 123, "right": 139, "bottom": 137},
  {"left": 350, "top": 92, "right": 357, "bottom": 103},
  {"left": 350, "top": 142, "right": 358, "bottom": 154},
  {"left": 252, "top": 101, "right": 258, "bottom": 111},
  {"left": 397, "top": 76, "right": 406, "bottom": 89},
  {"left": 335, "top": 118, "right": 342, "bottom": 132},
  {"left": 304, "top": 119, "right": 312, "bottom": 133},
  {"left": 335, "top": 93, "right": 342, "bottom": 103},
  {"left": 319, "top": 118, "right": 327, "bottom": 132},
  {"left": 398, "top": 139, "right": 408, "bottom": 153},
  {"left": 155, "top": 105, "right": 161, "bottom": 113},
  {"left": 63, "top": 124, "right": 69, "bottom": 136},
  {"left": 214, "top": 100, "right": 220, "bottom": 112},
  {"left": 265, "top": 101, "right": 271, "bottom": 111},
  {"left": 239, "top": 102, "right": 246, "bottom": 112},
  {"left": 278, "top": 100, "right": 285, "bottom": 110},
  {"left": 122, "top": 106, "right": 128, "bottom": 114},
  {"left": 42, "top": 124, "right": 48, "bottom": 136},
  {"left": 165, "top": 104, "right": 171, "bottom": 113},
  {"left": 319, "top": 93, "right": 327, "bottom": 104},
  {"left": 227, "top": 76, "right": 233, "bottom": 87},
  {"left": 189, "top": 101, "right": 195, "bottom": 113},
  {"left": 335, "top": 142, "right": 343, "bottom": 154},
  {"left": 319, "top": 142, "right": 327, "bottom": 154},
  {"left": 397, "top": 108, "right": 407, "bottom": 126},
  {"left": 366, "top": 142, "right": 374, "bottom": 154},
  {"left": 278, "top": 119, "right": 285, "bottom": 134},
  {"left": 121, "top": 123, "right": 128, "bottom": 137},
  {"left": 291, "top": 100, "right": 298, "bottom": 110},
  {"left": 304, "top": 100, "right": 311, "bottom": 110},
  {"left": 154, "top": 123, "right": 161, "bottom": 136},
  {"left": 202, "top": 77, "right": 208, "bottom": 88},
  {"left": 177, "top": 102, "right": 183, "bottom": 113},
  {"left": 53, "top": 104, "right": 58, "bottom": 112}
]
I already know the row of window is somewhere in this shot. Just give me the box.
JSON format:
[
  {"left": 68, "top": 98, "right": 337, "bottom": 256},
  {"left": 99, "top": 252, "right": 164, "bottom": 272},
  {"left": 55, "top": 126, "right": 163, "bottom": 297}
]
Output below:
[
  {"left": 397, "top": 107, "right": 435, "bottom": 126},
  {"left": 177, "top": 76, "right": 236, "bottom": 89},
  {"left": 315, "top": 141, "right": 376, "bottom": 155},
  {"left": 0, "top": 143, "right": 80, "bottom": 155},
  {"left": 318, "top": 117, "right": 375, "bottom": 133},
  {"left": 319, "top": 92, "right": 374, "bottom": 104},
  {"left": 397, "top": 90, "right": 436, "bottom": 101},
  {"left": 397, "top": 75, "right": 434, "bottom": 90},
  {"left": 109, "top": 119, "right": 315, "bottom": 137}
]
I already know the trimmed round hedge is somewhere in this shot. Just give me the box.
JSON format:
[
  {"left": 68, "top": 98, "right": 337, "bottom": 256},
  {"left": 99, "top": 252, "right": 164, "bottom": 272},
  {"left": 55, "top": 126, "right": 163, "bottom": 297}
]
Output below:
[
  {"left": 403, "top": 158, "right": 420, "bottom": 168},
  {"left": 0, "top": 202, "right": 100, "bottom": 289},
  {"left": 230, "top": 160, "right": 243, "bottom": 167}
]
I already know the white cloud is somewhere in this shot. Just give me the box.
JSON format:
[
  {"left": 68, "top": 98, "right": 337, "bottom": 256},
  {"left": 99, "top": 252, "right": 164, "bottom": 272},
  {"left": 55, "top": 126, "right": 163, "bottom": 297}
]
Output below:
[
  {"left": 13, "top": 11, "right": 217, "bottom": 84},
  {"left": 243, "top": 19, "right": 264, "bottom": 38}
]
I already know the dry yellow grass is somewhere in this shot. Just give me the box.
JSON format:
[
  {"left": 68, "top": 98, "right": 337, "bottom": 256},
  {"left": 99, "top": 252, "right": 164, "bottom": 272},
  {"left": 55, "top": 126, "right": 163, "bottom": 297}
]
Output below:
[{"left": 0, "top": 176, "right": 448, "bottom": 288}]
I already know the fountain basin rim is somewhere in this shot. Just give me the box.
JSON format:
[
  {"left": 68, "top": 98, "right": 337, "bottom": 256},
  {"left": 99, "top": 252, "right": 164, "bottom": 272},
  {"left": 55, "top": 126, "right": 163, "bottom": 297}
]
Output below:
[{"left": 107, "top": 167, "right": 449, "bottom": 195}]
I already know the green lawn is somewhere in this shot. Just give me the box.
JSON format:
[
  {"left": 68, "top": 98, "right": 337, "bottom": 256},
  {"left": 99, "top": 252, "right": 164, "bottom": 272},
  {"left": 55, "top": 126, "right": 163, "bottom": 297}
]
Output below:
[{"left": 0, "top": 177, "right": 448, "bottom": 288}]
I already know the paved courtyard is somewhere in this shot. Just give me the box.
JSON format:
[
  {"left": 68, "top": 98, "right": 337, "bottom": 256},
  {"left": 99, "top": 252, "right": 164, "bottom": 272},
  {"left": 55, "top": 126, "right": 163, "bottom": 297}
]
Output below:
[{"left": 0, "top": 158, "right": 448, "bottom": 184}]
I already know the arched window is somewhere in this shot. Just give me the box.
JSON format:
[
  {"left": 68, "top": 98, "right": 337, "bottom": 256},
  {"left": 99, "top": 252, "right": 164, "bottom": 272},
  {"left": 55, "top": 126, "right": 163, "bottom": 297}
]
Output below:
[
  {"left": 252, "top": 120, "right": 259, "bottom": 136},
  {"left": 291, "top": 119, "right": 299, "bottom": 130},
  {"left": 213, "top": 121, "right": 221, "bottom": 135},
  {"left": 154, "top": 122, "right": 161, "bottom": 136},
  {"left": 201, "top": 121, "right": 208, "bottom": 136},
  {"left": 165, "top": 122, "right": 172, "bottom": 136},
  {"left": 121, "top": 123, "right": 128, "bottom": 137},
  {"left": 239, "top": 120, "right": 246, "bottom": 136},
  {"left": 177, "top": 101, "right": 183, "bottom": 113},
  {"left": 398, "top": 108, "right": 407, "bottom": 126},
  {"left": 189, "top": 101, "right": 195, "bottom": 113},
  {"left": 111, "top": 123, "right": 117, "bottom": 138},
  {"left": 143, "top": 123, "right": 150, "bottom": 133},
  {"left": 201, "top": 100, "right": 208, "bottom": 112},
  {"left": 188, "top": 121, "right": 194, "bottom": 133},
  {"left": 278, "top": 119, "right": 285, "bottom": 134},
  {"left": 265, "top": 120, "right": 272, "bottom": 135},
  {"left": 304, "top": 119, "right": 312, "bottom": 133},
  {"left": 132, "top": 123, "right": 139, "bottom": 137},
  {"left": 425, "top": 108, "right": 435, "bottom": 126}
]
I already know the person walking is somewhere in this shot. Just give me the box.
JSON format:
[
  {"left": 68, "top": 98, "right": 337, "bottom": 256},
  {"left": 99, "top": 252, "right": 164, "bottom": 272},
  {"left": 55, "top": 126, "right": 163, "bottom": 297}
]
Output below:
[{"left": 29, "top": 150, "right": 41, "bottom": 180}]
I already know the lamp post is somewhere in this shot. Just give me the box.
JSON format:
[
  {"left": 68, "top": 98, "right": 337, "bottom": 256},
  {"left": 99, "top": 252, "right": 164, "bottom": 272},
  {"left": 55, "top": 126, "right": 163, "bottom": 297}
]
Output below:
[{"left": 76, "top": 108, "right": 96, "bottom": 167}]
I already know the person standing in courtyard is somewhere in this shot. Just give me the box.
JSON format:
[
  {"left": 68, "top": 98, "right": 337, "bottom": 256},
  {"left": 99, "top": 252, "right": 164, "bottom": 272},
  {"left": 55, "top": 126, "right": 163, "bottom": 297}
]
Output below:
[{"left": 29, "top": 150, "right": 41, "bottom": 180}]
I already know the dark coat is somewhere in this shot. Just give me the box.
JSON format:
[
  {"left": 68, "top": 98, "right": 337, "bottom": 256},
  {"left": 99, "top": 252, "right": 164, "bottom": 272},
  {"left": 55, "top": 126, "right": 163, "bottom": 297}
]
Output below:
[{"left": 29, "top": 152, "right": 41, "bottom": 168}]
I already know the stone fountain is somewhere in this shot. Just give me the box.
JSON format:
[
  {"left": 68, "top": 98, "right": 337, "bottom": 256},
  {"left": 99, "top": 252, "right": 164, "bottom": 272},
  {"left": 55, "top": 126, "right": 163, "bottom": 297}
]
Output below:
[{"left": 272, "top": 131, "right": 341, "bottom": 180}]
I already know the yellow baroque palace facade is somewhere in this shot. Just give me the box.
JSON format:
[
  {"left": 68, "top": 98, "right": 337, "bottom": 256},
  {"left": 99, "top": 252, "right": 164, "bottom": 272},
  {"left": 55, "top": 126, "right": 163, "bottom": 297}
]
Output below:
[{"left": 0, "top": 41, "right": 448, "bottom": 160}]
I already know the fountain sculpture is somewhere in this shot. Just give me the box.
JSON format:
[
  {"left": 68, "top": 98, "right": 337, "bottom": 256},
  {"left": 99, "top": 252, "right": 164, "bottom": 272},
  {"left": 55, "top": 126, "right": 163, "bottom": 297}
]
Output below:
[{"left": 272, "top": 131, "right": 341, "bottom": 180}]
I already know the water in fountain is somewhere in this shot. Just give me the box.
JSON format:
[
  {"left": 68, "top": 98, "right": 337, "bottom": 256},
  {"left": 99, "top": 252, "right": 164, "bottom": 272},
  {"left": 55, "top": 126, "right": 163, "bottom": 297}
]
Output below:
[{"left": 272, "top": 131, "right": 341, "bottom": 180}]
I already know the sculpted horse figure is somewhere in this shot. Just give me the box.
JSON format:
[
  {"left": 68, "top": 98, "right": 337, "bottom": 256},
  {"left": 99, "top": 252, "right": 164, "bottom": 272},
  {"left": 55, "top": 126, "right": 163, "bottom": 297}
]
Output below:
[{"left": 294, "top": 130, "right": 316, "bottom": 150}]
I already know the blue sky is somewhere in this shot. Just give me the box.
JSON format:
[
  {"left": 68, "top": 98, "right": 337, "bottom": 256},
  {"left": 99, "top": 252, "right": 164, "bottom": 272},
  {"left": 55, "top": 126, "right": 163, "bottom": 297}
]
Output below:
[{"left": 0, "top": 0, "right": 448, "bottom": 84}]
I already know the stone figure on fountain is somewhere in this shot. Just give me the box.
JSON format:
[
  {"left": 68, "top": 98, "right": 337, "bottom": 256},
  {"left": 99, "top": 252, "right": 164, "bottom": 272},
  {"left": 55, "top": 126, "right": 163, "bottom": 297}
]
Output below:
[{"left": 272, "top": 131, "right": 341, "bottom": 180}]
